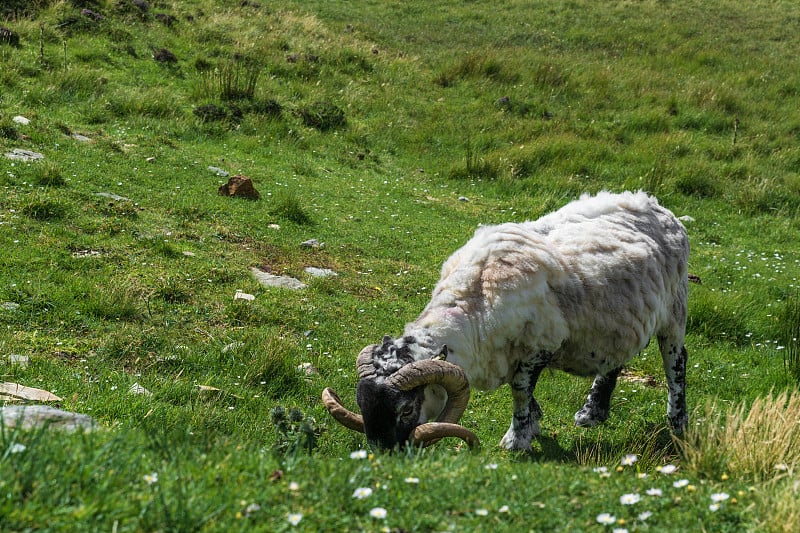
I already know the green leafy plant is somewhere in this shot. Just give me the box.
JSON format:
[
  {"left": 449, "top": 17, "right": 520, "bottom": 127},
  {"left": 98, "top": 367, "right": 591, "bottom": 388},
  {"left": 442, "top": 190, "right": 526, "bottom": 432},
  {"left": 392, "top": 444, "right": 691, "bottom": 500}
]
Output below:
[
  {"left": 270, "top": 406, "right": 322, "bottom": 465},
  {"left": 268, "top": 192, "right": 313, "bottom": 225}
]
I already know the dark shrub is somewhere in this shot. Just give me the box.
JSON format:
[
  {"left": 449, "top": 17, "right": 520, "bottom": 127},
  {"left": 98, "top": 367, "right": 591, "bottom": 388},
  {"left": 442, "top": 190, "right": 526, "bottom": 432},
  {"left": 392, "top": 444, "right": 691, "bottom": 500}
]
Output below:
[
  {"left": 152, "top": 48, "right": 177, "bottom": 64},
  {"left": 0, "top": 27, "right": 20, "bottom": 47},
  {"left": 298, "top": 100, "right": 346, "bottom": 131}
]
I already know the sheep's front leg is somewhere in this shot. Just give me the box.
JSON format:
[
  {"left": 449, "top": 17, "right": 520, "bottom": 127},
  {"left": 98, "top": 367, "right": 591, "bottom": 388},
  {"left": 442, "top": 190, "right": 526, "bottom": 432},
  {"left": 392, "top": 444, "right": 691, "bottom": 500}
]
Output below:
[
  {"left": 500, "top": 360, "right": 545, "bottom": 451},
  {"left": 658, "top": 335, "right": 688, "bottom": 432},
  {"left": 574, "top": 366, "right": 623, "bottom": 427}
]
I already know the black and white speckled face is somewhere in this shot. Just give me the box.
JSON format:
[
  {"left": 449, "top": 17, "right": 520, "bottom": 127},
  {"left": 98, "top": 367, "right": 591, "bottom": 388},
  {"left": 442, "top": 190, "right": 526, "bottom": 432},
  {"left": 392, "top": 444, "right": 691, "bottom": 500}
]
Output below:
[
  {"left": 356, "top": 378, "right": 423, "bottom": 449},
  {"left": 355, "top": 335, "right": 449, "bottom": 449}
]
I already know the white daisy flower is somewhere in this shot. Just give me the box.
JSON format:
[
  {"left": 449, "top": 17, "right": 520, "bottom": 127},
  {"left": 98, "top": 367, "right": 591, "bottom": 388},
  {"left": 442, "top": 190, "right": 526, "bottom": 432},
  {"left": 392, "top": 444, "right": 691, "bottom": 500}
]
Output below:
[
  {"left": 620, "top": 493, "right": 641, "bottom": 505},
  {"left": 352, "top": 487, "right": 373, "bottom": 499},
  {"left": 596, "top": 513, "right": 616, "bottom": 525}
]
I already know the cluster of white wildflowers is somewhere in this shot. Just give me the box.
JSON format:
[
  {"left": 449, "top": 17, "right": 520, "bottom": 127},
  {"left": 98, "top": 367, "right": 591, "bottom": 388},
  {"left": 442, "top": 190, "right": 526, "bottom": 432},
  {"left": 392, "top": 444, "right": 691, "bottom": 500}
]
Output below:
[
  {"left": 279, "top": 450, "right": 752, "bottom": 529},
  {"left": 593, "top": 455, "right": 745, "bottom": 531},
  {"left": 283, "top": 450, "right": 518, "bottom": 528},
  {"left": 707, "top": 248, "right": 799, "bottom": 293}
]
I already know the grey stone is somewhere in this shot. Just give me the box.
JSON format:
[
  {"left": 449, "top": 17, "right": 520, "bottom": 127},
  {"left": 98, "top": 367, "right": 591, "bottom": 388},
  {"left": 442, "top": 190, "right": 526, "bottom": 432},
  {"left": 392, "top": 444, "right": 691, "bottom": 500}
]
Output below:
[
  {"left": 1, "top": 302, "right": 20, "bottom": 312},
  {"left": 233, "top": 290, "right": 255, "bottom": 301},
  {"left": 300, "top": 238, "right": 323, "bottom": 249},
  {"left": 305, "top": 267, "right": 337, "bottom": 278},
  {"left": 5, "top": 148, "right": 44, "bottom": 161},
  {"left": 95, "top": 192, "right": 131, "bottom": 202},
  {"left": 208, "top": 166, "right": 229, "bottom": 177},
  {"left": 71, "top": 133, "right": 91, "bottom": 142},
  {"left": 250, "top": 267, "right": 306, "bottom": 290},
  {"left": 12, "top": 116, "right": 30, "bottom": 125},
  {"left": 0, "top": 405, "right": 96, "bottom": 433}
]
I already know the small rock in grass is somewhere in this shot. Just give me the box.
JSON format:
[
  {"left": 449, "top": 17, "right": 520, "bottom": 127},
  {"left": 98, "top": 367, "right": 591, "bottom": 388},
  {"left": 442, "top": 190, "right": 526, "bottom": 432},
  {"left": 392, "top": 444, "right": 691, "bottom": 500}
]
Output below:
[
  {"left": 95, "top": 192, "right": 131, "bottom": 202},
  {"left": 208, "top": 166, "right": 229, "bottom": 177},
  {"left": 234, "top": 290, "right": 255, "bottom": 301},
  {"left": 12, "top": 116, "right": 30, "bottom": 126},
  {"left": 129, "top": 382, "right": 153, "bottom": 396},
  {"left": 250, "top": 267, "right": 306, "bottom": 290},
  {"left": 1, "top": 302, "right": 20, "bottom": 312},
  {"left": 218, "top": 175, "right": 260, "bottom": 200},
  {"left": 305, "top": 267, "right": 337, "bottom": 278},
  {"left": 0, "top": 405, "right": 96, "bottom": 433},
  {"left": 5, "top": 148, "right": 44, "bottom": 161},
  {"left": 300, "top": 238, "right": 323, "bottom": 249}
]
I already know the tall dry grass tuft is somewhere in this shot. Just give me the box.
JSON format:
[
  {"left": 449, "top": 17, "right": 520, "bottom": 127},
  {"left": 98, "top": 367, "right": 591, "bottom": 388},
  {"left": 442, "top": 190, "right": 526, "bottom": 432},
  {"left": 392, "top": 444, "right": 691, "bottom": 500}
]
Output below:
[
  {"left": 676, "top": 389, "right": 800, "bottom": 483},
  {"left": 757, "top": 478, "right": 800, "bottom": 533}
]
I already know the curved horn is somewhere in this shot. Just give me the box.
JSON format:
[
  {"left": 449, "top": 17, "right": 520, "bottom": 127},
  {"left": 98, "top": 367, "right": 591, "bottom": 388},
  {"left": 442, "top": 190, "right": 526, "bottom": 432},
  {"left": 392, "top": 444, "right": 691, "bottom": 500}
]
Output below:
[
  {"left": 321, "top": 387, "right": 364, "bottom": 432},
  {"left": 412, "top": 422, "right": 480, "bottom": 450},
  {"left": 356, "top": 345, "right": 379, "bottom": 380},
  {"left": 386, "top": 359, "right": 470, "bottom": 424}
]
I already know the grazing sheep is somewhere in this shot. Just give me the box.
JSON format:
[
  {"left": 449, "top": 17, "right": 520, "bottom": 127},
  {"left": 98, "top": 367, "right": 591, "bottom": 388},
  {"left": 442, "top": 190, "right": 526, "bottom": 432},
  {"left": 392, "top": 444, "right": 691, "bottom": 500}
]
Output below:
[{"left": 323, "top": 191, "right": 690, "bottom": 451}]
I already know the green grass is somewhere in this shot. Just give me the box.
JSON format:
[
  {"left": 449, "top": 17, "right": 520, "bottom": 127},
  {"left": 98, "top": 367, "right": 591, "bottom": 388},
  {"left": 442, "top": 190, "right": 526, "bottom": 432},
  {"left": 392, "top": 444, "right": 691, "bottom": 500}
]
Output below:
[{"left": 1, "top": 0, "right": 800, "bottom": 530}]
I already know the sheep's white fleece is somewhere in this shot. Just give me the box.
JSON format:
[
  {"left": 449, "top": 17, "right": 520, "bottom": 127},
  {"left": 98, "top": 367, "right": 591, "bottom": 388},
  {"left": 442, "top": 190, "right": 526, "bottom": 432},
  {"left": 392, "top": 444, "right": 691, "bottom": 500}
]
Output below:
[{"left": 404, "top": 191, "right": 689, "bottom": 390}]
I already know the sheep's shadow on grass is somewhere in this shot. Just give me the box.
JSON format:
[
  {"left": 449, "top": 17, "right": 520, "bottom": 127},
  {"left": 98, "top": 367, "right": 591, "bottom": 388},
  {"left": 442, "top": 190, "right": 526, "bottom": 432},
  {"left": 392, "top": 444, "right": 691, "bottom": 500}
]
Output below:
[{"left": 507, "top": 423, "right": 679, "bottom": 465}]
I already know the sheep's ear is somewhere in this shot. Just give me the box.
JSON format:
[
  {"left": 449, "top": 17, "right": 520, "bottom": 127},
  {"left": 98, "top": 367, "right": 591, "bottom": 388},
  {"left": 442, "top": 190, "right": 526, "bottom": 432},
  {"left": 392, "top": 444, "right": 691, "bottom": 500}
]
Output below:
[{"left": 432, "top": 345, "right": 448, "bottom": 361}]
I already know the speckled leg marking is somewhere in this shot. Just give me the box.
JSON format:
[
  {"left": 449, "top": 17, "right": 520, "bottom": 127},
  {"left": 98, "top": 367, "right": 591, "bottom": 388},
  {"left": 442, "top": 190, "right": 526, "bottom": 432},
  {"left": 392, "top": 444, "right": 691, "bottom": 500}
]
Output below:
[
  {"left": 574, "top": 366, "right": 623, "bottom": 427},
  {"left": 500, "top": 359, "right": 545, "bottom": 451},
  {"left": 659, "top": 336, "right": 688, "bottom": 432}
]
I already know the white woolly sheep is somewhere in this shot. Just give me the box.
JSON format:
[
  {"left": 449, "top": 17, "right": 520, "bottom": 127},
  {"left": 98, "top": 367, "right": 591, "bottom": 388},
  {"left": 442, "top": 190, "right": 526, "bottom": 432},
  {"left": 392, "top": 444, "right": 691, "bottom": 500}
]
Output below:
[{"left": 323, "top": 191, "right": 690, "bottom": 451}]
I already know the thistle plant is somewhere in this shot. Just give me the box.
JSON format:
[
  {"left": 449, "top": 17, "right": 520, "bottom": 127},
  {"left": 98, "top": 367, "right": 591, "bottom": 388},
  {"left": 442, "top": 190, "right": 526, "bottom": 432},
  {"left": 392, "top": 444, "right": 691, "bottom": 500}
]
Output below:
[{"left": 270, "top": 406, "right": 321, "bottom": 465}]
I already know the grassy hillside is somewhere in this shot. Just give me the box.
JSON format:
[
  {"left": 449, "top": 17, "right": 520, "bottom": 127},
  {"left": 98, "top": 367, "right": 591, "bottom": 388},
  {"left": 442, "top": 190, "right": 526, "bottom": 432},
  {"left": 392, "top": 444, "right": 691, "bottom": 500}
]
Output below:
[{"left": 1, "top": 0, "right": 799, "bottom": 531}]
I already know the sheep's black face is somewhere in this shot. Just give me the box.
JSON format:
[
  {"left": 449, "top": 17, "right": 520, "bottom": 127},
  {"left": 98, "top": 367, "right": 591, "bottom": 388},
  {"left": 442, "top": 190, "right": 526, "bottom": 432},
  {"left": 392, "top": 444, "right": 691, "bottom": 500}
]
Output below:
[{"left": 356, "top": 379, "right": 423, "bottom": 449}]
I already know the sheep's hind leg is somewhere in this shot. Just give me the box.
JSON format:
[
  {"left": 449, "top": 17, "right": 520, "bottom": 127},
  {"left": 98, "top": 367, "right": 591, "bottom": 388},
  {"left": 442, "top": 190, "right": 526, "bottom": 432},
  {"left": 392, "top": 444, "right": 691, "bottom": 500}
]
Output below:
[
  {"left": 500, "top": 360, "right": 545, "bottom": 451},
  {"left": 574, "top": 366, "right": 623, "bottom": 427},
  {"left": 658, "top": 335, "right": 688, "bottom": 432}
]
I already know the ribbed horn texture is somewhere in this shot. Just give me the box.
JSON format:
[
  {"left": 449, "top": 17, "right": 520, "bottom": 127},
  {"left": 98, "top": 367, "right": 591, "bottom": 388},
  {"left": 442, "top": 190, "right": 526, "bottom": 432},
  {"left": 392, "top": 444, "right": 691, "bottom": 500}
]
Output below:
[
  {"left": 386, "top": 359, "right": 470, "bottom": 424},
  {"left": 321, "top": 387, "right": 364, "bottom": 432},
  {"left": 412, "top": 422, "right": 480, "bottom": 449},
  {"left": 356, "top": 345, "right": 379, "bottom": 380}
]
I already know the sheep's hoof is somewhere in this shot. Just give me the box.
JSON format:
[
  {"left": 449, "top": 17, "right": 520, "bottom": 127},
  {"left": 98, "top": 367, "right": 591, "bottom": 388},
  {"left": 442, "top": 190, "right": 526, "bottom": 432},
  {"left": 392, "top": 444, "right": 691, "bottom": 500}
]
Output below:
[
  {"left": 499, "top": 434, "right": 533, "bottom": 452},
  {"left": 499, "top": 423, "right": 537, "bottom": 451},
  {"left": 574, "top": 406, "right": 608, "bottom": 427}
]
